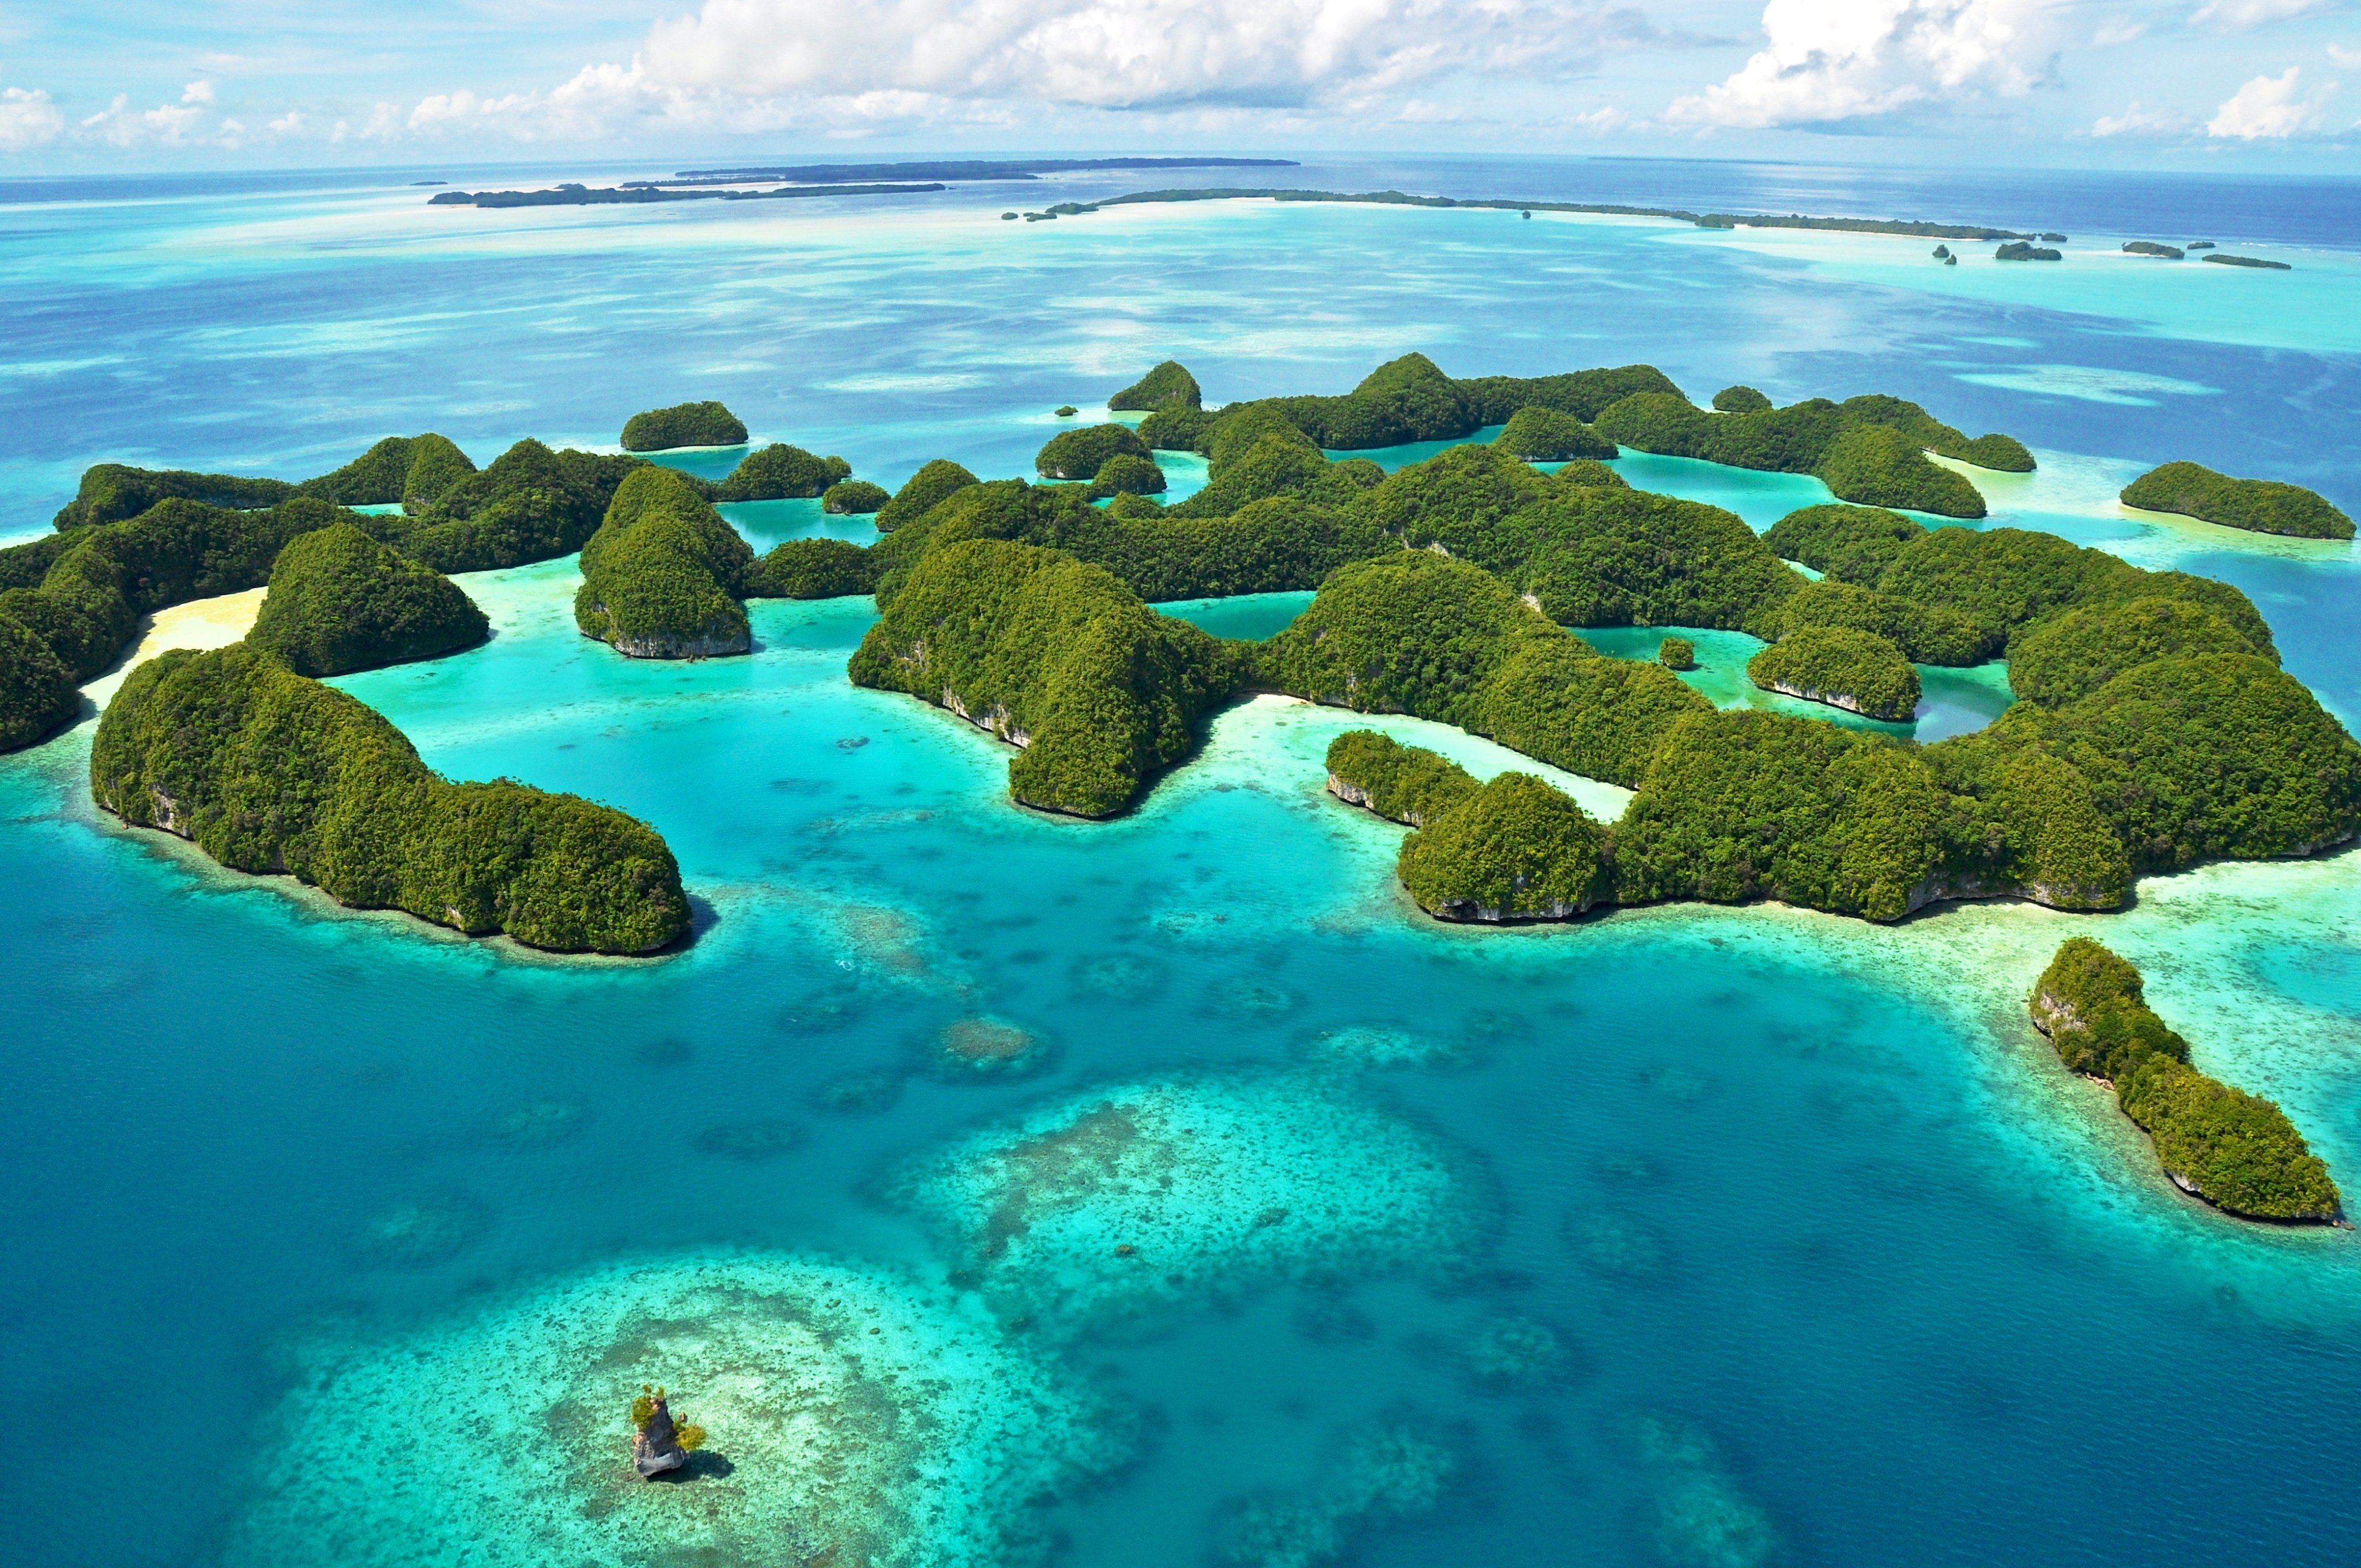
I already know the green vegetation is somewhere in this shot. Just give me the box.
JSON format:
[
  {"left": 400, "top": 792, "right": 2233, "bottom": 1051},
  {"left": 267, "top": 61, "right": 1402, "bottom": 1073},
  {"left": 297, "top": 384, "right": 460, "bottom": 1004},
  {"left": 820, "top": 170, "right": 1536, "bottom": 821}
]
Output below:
[
  {"left": 2124, "top": 242, "right": 2184, "bottom": 260},
  {"left": 823, "top": 480, "right": 891, "bottom": 515},
  {"left": 297, "top": 435, "right": 477, "bottom": 511},
  {"left": 620, "top": 401, "right": 748, "bottom": 451},
  {"left": 575, "top": 466, "right": 754, "bottom": 658},
  {"left": 1398, "top": 772, "right": 1609, "bottom": 920},
  {"left": 1763, "top": 503, "right": 1930, "bottom": 581},
  {"left": 1256, "top": 552, "right": 1709, "bottom": 787},
  {"left": 1054, "top": 406, "right": 1078, "bottom": 418},
  {"left": 0, "top": 612, "right": 77, "bottom": 750},
  {"left": 713, "top": 443, "right": 851, "bottom": 503},
  {"left": 1322, "top": 730, "right": 1476, "bottom": 826},
  {"left": 1615, "top": 711, "right": 1945, "bottom": 921},
  {"left": 2202, "top": 254, "right": 2291, "bottom": 271},
  {"left": 1, "top": 493, "right": 360, "bottom": 697},
  {"left": 1324, "top": 732, "right": 1606, "bottom": 921},
  {"left": 2119, "top": 461, "right": 2354, "bottom": 540},
  {"left": 1594, "top": 391, "right": 2017, "bottom": 517},
  {"left": 1996, "top": 242, "right": 2062, "bottom": 261},
  {"left": 1087, "top": 454, "right": 1167, "bottom": 499},
  {"left": 849, "top": 538, "right": 1242, "bottom": 815},
  {"left": 1138, "top": 405, "right": 1216, "bottom": 452},
  {"left": 1495, "top": 406, "right": 1615, "bottom": 462},
  {"left": 1992, "top": 654, "right": 2361, "bottom": 872},
  {"left": 874, "top": 459, "right": 978, "bottom": 533},
  {"left": 745, "top": 537, "right": 877, "bottom": 599},
  {"left": 1712, "top": 386, "right": 1772, "bottom": 414},
  {"left": 2031, "top": 938, "right": 2339, "bottom": 1221},
  {"left": 1657, "top": 636, "right": 1694, "bottom": 670},
  {"left": 1760, "top": 578, "right": 1994, "bottom": 665},
  {"left": 375, "top": 439, "right": 635, "bottom": 574},
  {"left": 54, "top": 465, "right": 295, "bottom": 530},
  {"left": 1167, "top": 429, "right": 1370, "bottom": 519},
  {"left": 1037, "top": 423, "right": 1152, "bottom": 481},
  {"left": 2007, "top": 596, "right": 2264, "bottom": 707},
  {"left": 246, "top": 523, "right": 488, "bottom": 677},
  {"left": 1747, "top": 625, "right": 1921, "bottom": 721},
  {"left": 1108, "top": 360, "right": 1203, "bottom": 412},
  {"left": 1817, "top": 425, "right": 1989, "bottom": 517},
  {"left": 91, "top": 643, "right": 689, "bottom": 953}
]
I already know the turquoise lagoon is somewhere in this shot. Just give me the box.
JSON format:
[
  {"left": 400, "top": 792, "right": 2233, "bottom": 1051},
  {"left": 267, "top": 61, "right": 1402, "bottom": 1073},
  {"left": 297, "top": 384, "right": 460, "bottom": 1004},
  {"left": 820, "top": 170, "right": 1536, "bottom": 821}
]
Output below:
[{"left": 4, "top": 162, "right": 2361, "bottom": 1567}]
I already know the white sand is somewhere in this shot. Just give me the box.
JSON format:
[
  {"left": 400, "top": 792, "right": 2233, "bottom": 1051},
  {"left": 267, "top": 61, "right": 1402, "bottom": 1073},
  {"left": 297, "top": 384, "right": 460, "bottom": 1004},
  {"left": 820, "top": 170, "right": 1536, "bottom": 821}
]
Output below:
[{"left": 79, "top": 587, "right": 266, "bottom": 707}]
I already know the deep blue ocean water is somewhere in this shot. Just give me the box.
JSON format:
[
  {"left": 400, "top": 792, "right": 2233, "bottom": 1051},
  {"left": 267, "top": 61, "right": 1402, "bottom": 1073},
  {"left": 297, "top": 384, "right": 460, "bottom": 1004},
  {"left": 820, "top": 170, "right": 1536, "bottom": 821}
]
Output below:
[{"left": 3, "top": 158, "right": 2361, "bottom": 1568}]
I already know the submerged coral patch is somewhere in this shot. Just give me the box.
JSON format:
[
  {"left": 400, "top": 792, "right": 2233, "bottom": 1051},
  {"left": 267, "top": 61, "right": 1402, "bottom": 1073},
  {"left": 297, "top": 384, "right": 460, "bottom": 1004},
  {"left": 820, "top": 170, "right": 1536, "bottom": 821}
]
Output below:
[
  {"left": 932, "top": 1015, "right": 1049, "bottom": 1076},
  {"left": 1300, "top": 1024, "right": 1470, "bottom": 1070},
  {"left": 1216, "top": 1415, "right": 1460, "bottom": 1568},
  {"left": 889, "top": 1068, "right": 1493, "bottom": 1333},
  {"left": 225, "top": 1253, "right": 1126, "bottom": 1568},
  {"left": 692, "top": 1120, "right": 807, "bottom": 1162},
  {"left": 1617, "top": 1412, "right": 1783, "bottom": 1568},
  {"left": 355, "top": 1192, "right": 491, "bottom": 1268}
]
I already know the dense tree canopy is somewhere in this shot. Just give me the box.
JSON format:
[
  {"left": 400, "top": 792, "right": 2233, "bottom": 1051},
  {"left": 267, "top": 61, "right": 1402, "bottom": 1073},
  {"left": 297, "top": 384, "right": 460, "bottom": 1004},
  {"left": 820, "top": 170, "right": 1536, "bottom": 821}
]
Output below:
[
  {"left": 247, "top": 522, "right": 489, "bottom": 677},
  {"left": 92, "top": 644, "right": 689, "bottom": 953},
  {"left": 620, "top": 401, "right": 748, "bottom": 451},
  {"left": 2120, "top": 461, "right": 2354, "bottom": 540}
]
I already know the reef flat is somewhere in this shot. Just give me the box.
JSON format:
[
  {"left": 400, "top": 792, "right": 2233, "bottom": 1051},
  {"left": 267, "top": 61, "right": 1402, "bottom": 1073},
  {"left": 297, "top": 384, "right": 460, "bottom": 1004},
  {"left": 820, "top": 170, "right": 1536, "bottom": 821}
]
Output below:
[
  {"left": 224, "top": 1253, "right": 1129, "bottom": 1568},
  {"left": 888, "top": 1066, "right": 1496, "bottom": 1334}
]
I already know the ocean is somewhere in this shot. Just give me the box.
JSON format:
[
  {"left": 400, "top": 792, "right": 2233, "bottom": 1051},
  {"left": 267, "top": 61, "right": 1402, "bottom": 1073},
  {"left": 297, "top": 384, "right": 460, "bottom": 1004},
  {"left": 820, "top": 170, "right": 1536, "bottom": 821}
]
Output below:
[{"left": 2, "top": 156, "right": 2359, "bottom": 1567}]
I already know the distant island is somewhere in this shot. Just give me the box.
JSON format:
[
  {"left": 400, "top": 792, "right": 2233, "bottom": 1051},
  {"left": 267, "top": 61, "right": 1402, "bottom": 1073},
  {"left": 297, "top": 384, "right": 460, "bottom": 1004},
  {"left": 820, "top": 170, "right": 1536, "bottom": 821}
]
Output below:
[
  {"left": 1066, "top": 187, "right": 2058, "bottom": 242},
  {"left": 647, "top": 156, "right": 1302, "bottom": 187},
  {"left": 429, "top": 182, "right": 946, "bottom": 208},
  {"left": 2202, "top": 253, "right": 2292, "bottom": 271}
]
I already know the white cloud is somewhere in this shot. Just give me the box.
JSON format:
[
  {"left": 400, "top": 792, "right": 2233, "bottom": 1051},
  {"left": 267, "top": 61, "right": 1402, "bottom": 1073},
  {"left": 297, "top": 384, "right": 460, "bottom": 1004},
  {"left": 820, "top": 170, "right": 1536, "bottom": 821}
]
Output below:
[
  {"left": 2090, "top": 14, "right": 2147, "bottom": 47},
  {"left": 2091, "top": 99, "right": 2193, "bottom": 134},
  {"left": 2207, "top": 63, "right": 2336, "bottom": 134},
  {"left": 78, "top": 87, "right": 210, "bottom": 147},
  {"left": 2192, "top": 1, "right": 2343, "bottom": 28},
  {"left": 267, "top": 110, "right": 306, "bottom": 137},
  {"left": 401, "top": 0, "right": 1699, "bottom": 142},
  {"left": 0, "top": 85, "right": 63, "bottom": 152},
  {"left": 1666, "top": 1, "right": 2055, "bottom": 129},
  {"left": 2330, "top": 42, "right": 2361, "bottom": 65}
]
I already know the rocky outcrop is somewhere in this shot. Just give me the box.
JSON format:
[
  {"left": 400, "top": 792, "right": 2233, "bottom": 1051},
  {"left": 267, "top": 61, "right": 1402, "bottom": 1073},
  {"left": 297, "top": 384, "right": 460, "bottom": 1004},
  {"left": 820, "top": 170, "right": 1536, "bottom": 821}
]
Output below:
[
  {"left": 632, "top": 1395, "right": 687, "bottom": 1479},
  {"left": 599, "top": 624, "right": 752, "bottom": 659}
]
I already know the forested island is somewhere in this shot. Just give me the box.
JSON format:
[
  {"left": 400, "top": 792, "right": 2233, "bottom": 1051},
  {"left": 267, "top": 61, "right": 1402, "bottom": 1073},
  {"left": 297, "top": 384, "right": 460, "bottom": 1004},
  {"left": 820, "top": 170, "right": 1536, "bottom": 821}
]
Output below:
[
  {"left": 622, "top": 402, "right": 748, "bottom": 451},
  {"left": 1063, "top": 187, "right": 2055, "bottom": 241},
  {"left": 2120, "top": 461, "right": 2353, "bottom": 539},
  {"left": 429, "top": 182, "right": 947, "bottom": 208},
  {"left": 2031, "top": 939, "right": 2340, "bottom": 1222},
  {"left": 5, "top": 354, "right": 2355, "bottom": 965}
]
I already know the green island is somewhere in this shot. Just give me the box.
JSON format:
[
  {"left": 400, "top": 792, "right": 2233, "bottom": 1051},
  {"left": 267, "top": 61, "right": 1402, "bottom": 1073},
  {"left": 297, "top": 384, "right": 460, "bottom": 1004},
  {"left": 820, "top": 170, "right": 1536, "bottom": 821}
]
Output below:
[
  {"left": 874, "top": 459, "right": 978, "bottom": 532},
  {"left": 1325, "top": 732, "right": 1607, "bottom": 921},
  {"left": 53, "top": 463, "right": 297, "bottom": 530},
  {"left": 2119, "top": 461, "right": 2354, "bottom": 540},
  {"left": 2030, "top": 938, "right": 2340, "bottom": 1222},
  {"left": 90, "top": 643, "right": 688, "bottom": 953},
  {"left": 1495, "top": 406, "right": 1616, "bottom": 462},
  {"left": 847, "top": 538, "right": 1242, "bottom": 816},
  {"left": 247, "top": 522, "right": 489, "bottom": 677},
  {"left": 2123, "top": 242, "right": 2184, "bottom": 260},
  {"left": 1996, "top": 242, "right": 2064, "bottom": 261},
  {"left": 1711, "top": 386, "right": 1773, "bottom": 413},
  {"left": 575, "top": 466, "right": 755, "bottom": 658},
  {"left": 1745, "top": 624, "right": 1920, "bottom": 721},
  {"left": 1057, "top": 186, "right": 2055, "bottom": 242},
  {"left": 620, "top": 401, "right": 748, "bottom": 452},
  {"left": 1036, "top": 423, "right": 1153, "bottom": 481},
  {"left": 713, "top": 443, "right": 852, "bottom": 502},
  {"left": 297, "top": 434, "right": 477, "bottom": 511},
  {"left": 1657, "top": 636, "right": 1695, "bottom": 670},
  {"left": 1108, "top": 360, "right": 1203, "bottom": 412},
  {"left": 6, "top": 357, "right": 2356, "bottom": 968},
  {"left": 2202, "top": 254, "right": 2291, "bottom": 270},
  {"left": 823, "top": 479, "right": 891, "bottom": 515},
  {"left": 1593, "top": 389, "right": 2032, "bottom": 518},
  {"left": 429, "top": 181, "right": 947, "bottom": 209}
]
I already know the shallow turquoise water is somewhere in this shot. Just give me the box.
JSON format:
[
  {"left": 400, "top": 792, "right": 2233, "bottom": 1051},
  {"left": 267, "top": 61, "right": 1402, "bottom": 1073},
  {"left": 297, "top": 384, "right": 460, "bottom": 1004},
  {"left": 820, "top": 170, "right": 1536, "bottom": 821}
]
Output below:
[{"left": 4, "top": 164, "right": 2361, "bottom": 1568}]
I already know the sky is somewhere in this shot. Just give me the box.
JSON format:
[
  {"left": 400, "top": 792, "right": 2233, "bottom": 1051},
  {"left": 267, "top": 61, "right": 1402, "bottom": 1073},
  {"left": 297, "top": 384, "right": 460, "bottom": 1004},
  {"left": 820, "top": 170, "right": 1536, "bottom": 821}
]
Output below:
[{"left": 2, "top": 1, "right": 2360, "bottom": 172}]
